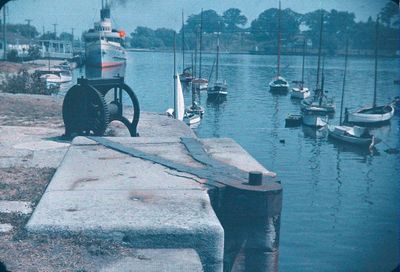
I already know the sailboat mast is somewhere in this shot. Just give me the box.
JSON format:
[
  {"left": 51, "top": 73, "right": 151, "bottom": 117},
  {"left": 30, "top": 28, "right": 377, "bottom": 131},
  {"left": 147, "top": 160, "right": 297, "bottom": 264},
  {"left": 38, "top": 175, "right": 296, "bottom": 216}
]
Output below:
[
  {"left": 373, "top": 16, "right": 379, "bottom": 108},
  {"left": 301, "top": 38, "right": 306, "bottom": 87},
  {"left": 216, "top": 32, "right": 220, "bottom": 82},
  {"left": 199, "top": 9, "right": 203, "bottom": 78},
  {"left": 340, "top": 40, "right": 349, "bottom": 126},
  {"left": 194, "top": 29, "right": 198, "bottom": 78},
  {"left": 316, "top": 10, "right": 324, "bottom": 90},
  {"left": 182, "top": 10, "right": 185, "bottom": 71},
  {"left": 277, "top": 1, "right": 282, "bottom": 77},
  {"left": 173, "top": 33, "right": 177, "bottom": 119}
]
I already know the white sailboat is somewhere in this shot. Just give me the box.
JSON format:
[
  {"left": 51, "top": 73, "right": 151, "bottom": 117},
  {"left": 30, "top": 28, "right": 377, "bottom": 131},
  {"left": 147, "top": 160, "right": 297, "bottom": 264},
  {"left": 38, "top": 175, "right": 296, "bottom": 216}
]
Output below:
[
  {"left": 346, "top": 17, "right": 394, "bottom": 126},
  {"left": 167, "top": 34, "right": 201, "bottom": 126},
  {"left": 291, "top": 38, "right": 310, "bottom": 99},
  {"left": 269, "top": 1, "right": 289, "bottom": 94},
  {"left": 301, "top": 11, "right": 335, "bottom": 114},
  {"left": 207, "top": 31, "right": 227, "bottom": 98},
  {"left": 328, "top": 40, "right": 378, "bottom": 148},
  {"left": 192, "top": 9, "right": 209, "bottom": 91}
]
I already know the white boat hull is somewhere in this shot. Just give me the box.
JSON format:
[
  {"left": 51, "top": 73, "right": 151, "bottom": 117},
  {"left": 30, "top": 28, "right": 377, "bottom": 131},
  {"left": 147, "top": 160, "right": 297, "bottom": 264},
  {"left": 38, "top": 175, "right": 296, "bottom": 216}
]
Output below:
[
  {"left": 347, "top": 105, "right": 394, "bottom": 125},
  {"left": 328, "top": 125, "right": 376, "bottom": 146},
  {"left": 302, "top": 114, "right": 328, "bottom": 128},
  {"left": 291, "top": 87, "right": 310, "bottom": 99}
]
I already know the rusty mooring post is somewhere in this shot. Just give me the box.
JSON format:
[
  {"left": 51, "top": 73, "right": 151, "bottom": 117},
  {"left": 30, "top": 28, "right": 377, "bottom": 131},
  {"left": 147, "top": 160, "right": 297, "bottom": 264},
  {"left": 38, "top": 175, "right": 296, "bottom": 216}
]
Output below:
[{"left": 217, "top": 171, "right": 282, "bottom": 272}]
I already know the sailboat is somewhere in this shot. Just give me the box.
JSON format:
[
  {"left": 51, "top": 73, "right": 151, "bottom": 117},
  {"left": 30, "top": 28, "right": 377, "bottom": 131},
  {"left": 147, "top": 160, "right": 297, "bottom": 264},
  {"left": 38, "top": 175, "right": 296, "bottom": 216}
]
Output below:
[
  {"left": 207, "top": 31, "right": 228, "bottom": 98},
  {"left": 186, "top": 80, "right": 205, "bottom": 116},
  {"left": 269, "top": 1, "right": 289, "bottom": 94},
  {"left": 301, "top": 11, "right": 335, "bottom": 114},
  {"left": 179, "top": 10, "right": 194, "bottom": 83},
  {"left": 328, "top": 41, "right": 378, "bottom": 147},
  {"left": 291, "top": 38, "right": 310, "bottom": 99},
  {"left": 167, "top": 34, "right": 201, "bottom": 126},
  {"left": 192, "top": 9, "right": 209, "bottom": 91},
  {"left": 346, "top": 17, "right": 394, "bottom": 126}
]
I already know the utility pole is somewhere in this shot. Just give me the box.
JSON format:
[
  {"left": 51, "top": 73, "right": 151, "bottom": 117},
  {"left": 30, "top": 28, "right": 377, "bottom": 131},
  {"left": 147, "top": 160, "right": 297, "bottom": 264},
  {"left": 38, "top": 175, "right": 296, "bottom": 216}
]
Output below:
[
  {"left": 42, "top": 25, "right": 45, "bottom": 37},
  {"left": 52, "top": 23, "right": 57, "bottom": 39},
  {"left": 3, "top": 4, "right": 7, "bottom": 60},
  {"left": 71, "top": 27, "right": 74, "bottom": 42}
]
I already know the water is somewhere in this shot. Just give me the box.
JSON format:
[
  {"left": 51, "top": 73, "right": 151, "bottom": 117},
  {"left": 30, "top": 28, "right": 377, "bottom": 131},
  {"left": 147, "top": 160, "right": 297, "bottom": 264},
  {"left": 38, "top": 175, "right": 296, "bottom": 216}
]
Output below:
[{"left": 71, "top": 52, "right": 399, "bottom": 271}]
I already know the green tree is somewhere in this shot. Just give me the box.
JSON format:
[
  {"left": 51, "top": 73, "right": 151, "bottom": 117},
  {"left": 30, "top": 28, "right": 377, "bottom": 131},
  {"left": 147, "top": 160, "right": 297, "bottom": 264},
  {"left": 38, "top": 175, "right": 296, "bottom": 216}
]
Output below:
[
  {"left": 250, "top": 8, "right": 301, "bottom": 43},
  {"left": 222, "top": 8, "right": 247, "bottom": 32},
  {"left": 59, "top": 32, "right": 73, "bottom": 41},
  {"left": 28, "top": 45, "right": 41, "bottom": 60},
  {"left": 185, "top": 10, "right": 223, "bottom": 33},
  {"left": 380, "top": 1, "right": 399, "bottom": 27},
  {"left": 6, "top": 23, "right": 39, "bottom": 38},
  {"left": 154, "top": 28, "right": 175, "bottom": 47}
]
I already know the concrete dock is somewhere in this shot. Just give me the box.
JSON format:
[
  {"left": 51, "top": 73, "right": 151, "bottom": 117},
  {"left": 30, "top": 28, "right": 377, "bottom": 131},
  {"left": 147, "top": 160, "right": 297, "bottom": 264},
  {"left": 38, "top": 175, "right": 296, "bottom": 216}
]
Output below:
[{"left": 0, "top": 93, "right": 282, "bottom": 271}]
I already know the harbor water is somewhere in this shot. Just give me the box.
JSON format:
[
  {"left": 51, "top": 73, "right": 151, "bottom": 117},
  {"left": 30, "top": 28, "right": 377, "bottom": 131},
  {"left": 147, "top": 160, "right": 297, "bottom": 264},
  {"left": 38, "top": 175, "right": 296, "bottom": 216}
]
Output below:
[{"left": 70, "top": 51, "right": 398, "bottom": 271}]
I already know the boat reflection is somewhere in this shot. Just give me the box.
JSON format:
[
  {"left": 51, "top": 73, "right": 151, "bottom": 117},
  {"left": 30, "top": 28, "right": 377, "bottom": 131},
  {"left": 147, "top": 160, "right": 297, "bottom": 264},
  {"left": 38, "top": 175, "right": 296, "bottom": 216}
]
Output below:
[
  {"left": 85, "top": 64, "right": 126, "bottom": 79},
  {"left": 301, "top": 125, "right": 327, "bottom": 139}
]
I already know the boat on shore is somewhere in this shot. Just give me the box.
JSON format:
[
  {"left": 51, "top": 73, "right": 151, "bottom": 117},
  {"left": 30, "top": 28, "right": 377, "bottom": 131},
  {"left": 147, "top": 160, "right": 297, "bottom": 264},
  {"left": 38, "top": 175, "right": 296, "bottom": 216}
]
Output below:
[{"left": 84, "top": 0, "right": 126, "bottom": 67}]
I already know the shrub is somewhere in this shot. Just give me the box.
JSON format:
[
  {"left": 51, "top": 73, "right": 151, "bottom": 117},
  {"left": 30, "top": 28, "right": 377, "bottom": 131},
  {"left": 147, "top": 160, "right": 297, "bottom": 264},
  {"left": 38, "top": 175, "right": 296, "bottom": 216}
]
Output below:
[
  {"left": 6, "top": 49, "right": 19, "bottom": 62},
  {"left": 0, "top": 69, "right": 58, "bottom": 95}
]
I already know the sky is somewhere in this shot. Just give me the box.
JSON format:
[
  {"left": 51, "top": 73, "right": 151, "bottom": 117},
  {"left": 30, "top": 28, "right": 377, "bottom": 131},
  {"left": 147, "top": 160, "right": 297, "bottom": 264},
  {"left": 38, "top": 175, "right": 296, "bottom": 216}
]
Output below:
[{"left": 2, "top": 0, "right": 391, "bottom": 37}]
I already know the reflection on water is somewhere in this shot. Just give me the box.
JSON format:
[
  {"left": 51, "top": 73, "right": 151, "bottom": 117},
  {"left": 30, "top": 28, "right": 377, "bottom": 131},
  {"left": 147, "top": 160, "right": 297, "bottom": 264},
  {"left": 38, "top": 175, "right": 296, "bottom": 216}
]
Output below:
[{"left": 72, "top": 52, "right": 398, "bottom": 271}]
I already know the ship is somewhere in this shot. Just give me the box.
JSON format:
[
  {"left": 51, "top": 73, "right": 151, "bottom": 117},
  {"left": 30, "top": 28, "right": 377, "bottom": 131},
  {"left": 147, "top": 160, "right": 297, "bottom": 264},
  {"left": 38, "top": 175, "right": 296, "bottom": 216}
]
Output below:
[{"left": 84, "top": 0, "right": 126, "bottom": 67}]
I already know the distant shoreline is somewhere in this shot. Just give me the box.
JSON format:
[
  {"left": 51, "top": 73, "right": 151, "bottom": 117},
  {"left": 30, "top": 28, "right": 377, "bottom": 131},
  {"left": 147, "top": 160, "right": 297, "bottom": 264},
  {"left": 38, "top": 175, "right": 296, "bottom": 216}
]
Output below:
[{"left": 125, "top": 48, "right": 399, "bottom": 58}]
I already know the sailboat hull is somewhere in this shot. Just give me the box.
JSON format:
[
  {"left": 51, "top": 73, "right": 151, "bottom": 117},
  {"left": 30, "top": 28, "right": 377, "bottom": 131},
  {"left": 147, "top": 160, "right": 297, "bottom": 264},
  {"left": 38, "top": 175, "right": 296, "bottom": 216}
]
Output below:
[
  {"left": 291, "top": 87, "right": 310, "bottom": 99},
  {"left": 302, "top": 114, "right": 328, "bottom": 128},
  {"left": 347, "top": 105, "right": 394, "bottom": 125},
  {"left": 328, "top": 125, "right": 377, "bottom": 146}
]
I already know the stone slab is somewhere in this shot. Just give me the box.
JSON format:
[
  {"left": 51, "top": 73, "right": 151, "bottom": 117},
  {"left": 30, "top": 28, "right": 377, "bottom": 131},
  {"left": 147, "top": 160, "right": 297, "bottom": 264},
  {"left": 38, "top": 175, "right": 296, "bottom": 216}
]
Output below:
[
  {"left": 26, "top": 136, "right": 274, "bottom": 272},
  {"left": 0, "top": 223, "right": 13, "bottom": 233},
  {"left": 0, "top": 201, "right": 32, "bottom": 214},
  {"left": 100, "top": 249, "right": 203, "bottom": 272}
]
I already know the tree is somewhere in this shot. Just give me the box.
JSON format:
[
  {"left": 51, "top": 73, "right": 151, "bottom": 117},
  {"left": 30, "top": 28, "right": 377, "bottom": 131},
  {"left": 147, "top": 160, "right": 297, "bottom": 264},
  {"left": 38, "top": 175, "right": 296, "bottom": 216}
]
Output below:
[
  {"left": 185, "top": 9, "right": 223, "bottom": 33},
  {"left": 223, "top": 8, "right": 247, "bottom": 32},
  {"left": 380, "top": 1, "right": 399, "bottom": 27},
  {"left": 154, "top": 28, "right": 175, "bottom": 48},
  {"left": 250, "top": 8, "right": 301, "bottom": 43},
  {"left": 130, "top": 26, "right": 164, "bottom": 48},
  {"left": 41, "top": 31, "right": 56, "bottom": 40},
  {"left": 6, "top": 23, "right": 39, "bottom": 38},
  {"left": 28, "top": 45, "right": 41, "bottom": 60},
  {"left": 59, "top": 32, "right": 73, "bottom": 41}
]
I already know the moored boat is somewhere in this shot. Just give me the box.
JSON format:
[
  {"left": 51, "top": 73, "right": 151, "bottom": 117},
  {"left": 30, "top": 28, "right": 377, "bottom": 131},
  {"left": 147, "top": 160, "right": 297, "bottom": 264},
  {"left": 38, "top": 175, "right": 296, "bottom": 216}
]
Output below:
[
  {"left": 346, "top": 17, "right": 394, "bottom": 126},
  {"left": 269, "top": 1, "right": 289, "bottom": 94},
  {"left": 328, "top": 125, "right": 378, "bottom": 147},
  {"left": 302, "top": 112, "right": 328, "bottom": 128},
  {"left": 291, "top": 39, "right": 310, "bottom": 99},
  {"left": 207, "top": 31, "right": 227, "bottom": 98},
  {"left": 84, "top": 0, "right": 126, "bottom": 67}
]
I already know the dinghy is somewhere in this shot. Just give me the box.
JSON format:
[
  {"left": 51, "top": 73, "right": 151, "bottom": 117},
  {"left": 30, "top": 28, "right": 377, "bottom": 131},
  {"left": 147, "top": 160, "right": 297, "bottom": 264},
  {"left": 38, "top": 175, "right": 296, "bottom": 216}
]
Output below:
[{"left": 328, "top": 125, "right": 378, "bottom": 147}]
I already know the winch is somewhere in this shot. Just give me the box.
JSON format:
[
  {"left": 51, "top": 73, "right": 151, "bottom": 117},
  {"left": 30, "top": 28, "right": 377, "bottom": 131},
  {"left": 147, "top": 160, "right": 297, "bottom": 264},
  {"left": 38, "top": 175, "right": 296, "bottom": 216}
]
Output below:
[{"left": 62, "top": 76, "right": 140, "bottom": 137}]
